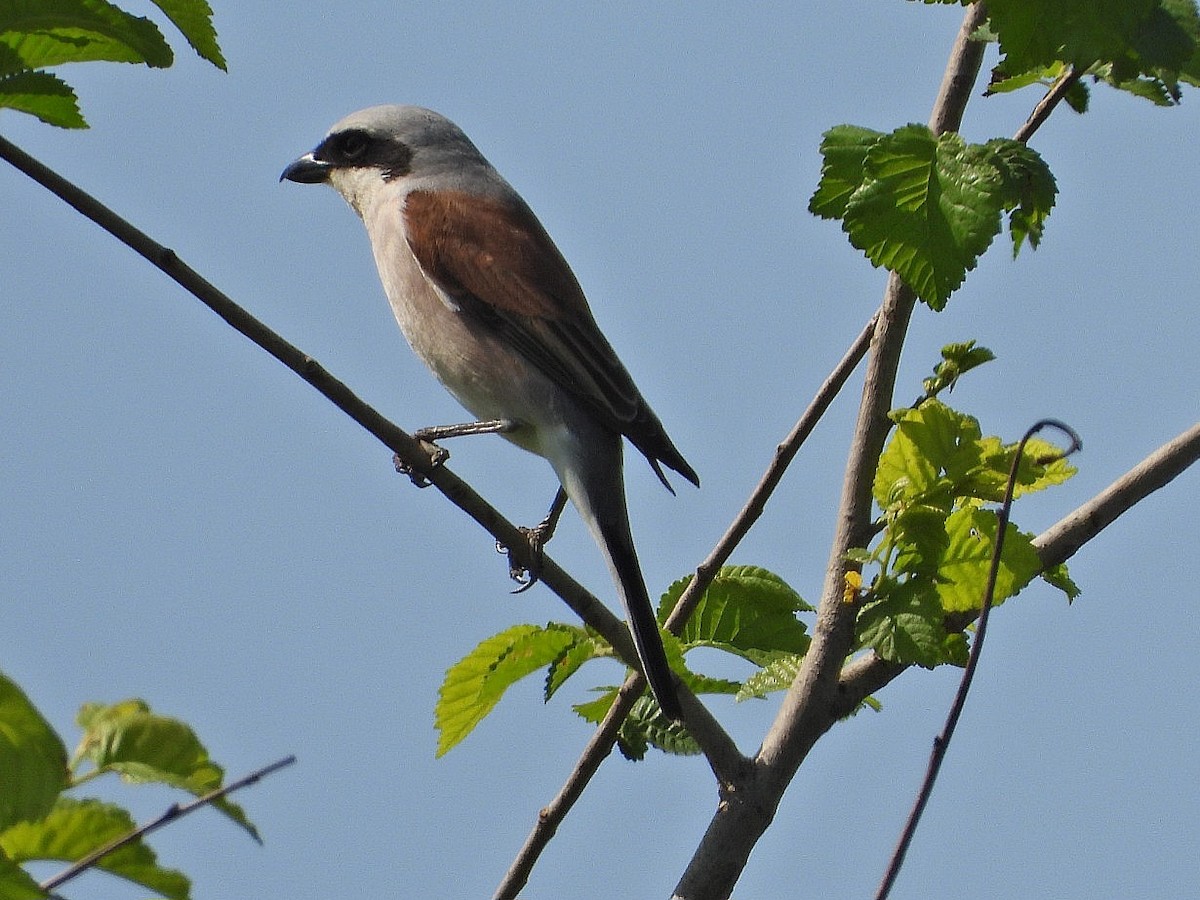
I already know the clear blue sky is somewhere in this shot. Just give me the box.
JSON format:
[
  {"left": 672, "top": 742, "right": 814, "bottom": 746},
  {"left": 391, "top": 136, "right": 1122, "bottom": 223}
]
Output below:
[{"left": 3, "top": 2, "right": 1197, "bottom": 897}]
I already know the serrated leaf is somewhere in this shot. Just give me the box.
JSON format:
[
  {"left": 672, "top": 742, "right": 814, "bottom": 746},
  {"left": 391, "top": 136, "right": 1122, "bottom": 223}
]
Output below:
[
  {"left": 921, "top": 340, "right": 996, "bottom": 399},
  {"left": 0, "top": 849, "right": 47, "bottom": 900},
  {"left": 937, "top": 507, "right": 1042, "bottom": 612},
  {"left": 572, "top": 688, "right": 619, "bottom": 725},
  {"left": 661, "top": 566, "right": 810, "bottom": 659},
  {"left": 73, "top": 701, "right": 258, "bottom": 842},
  {"left": 808, "top": 124, "right": 883, "bottom": 220},
  {"left": 148, "top": 0, "right": 225, "bottom": 69},
  {"left": 436, "top": 624, "right": 580, "bottom": 756},
  {"left": 985, "top": 61, "right": 1073, "bottom": 96},
  {"left": 0, "top": 798, "right": 189, "bottom": 899},
  {"left": 856, "top": 579, "right": 960, "bottom": 668},
  {"left": 0, "top": 69, "right": 84, "bottom": 127},
  {"left": 1042, "top": 562, "right": 1082, "bottom": 603},
  {"left": 544, "top": 630, "right": 601, "bottom": 700},
  {"left": 612, "top": 696, "right": 699, "bottom": 760},
  {"left": 876, "top": 400, "right": 980, "bottom": 509},
  {"left": 0, "top": 0, "right": 174, "bottom": 68},
  {"left": 985, "top": 0, "right": 1158, "bottom": 73},
  {"left": 737, "top": 654, "right": 802, "bottom": 700},
  {"left": 984, "top": 139, "right": 1057, "bottom": 255},
  {"left": 842, "top": 125, "right": 1004, "bottom": 309},
  {"left": 0, "top": 673, "right": 69, "bottom": 829}
]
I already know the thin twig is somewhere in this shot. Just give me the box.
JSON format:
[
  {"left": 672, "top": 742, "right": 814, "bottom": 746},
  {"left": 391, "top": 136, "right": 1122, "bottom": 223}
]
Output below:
[
  {"left": 40, "top": 756, "right": 297, "bottom": 893},
  {"left": 494, "top": 681, "right": 642, "bottom": 899},
  {"left": 874, "top": 422, "right": 1082, "bottom": 900},
  {"left": 1014, "top": 66, "right": 1082, "bottom": 144},
  {"left": 664, "top": 312, "right": 879, "bottom": 633}
]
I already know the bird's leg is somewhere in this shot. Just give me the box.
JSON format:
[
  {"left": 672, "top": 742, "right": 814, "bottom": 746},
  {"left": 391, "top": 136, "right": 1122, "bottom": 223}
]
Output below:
[
  {"left": 505, "top": 487, "right": 569, "bottom": 593},
  {"left": 393, "top": 418, "right": 519, "bottom": 487}
]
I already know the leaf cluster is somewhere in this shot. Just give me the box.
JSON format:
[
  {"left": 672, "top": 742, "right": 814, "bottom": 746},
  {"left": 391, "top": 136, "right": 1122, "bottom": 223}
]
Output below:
[
  {"left": 853, "top": 392, "right": 1079, "bottom": 669},
  {"left": 0, "top": 0, "right": 225, "bottom": 128},
  {"left": 0, "top": 673, "right": 259, "bottom": 899},
  {"left": 436, "top": 566, "right": 812, "bottom": 758},
  {"left": 915, "top": 0, "right": 1200, "bottom": 105}
]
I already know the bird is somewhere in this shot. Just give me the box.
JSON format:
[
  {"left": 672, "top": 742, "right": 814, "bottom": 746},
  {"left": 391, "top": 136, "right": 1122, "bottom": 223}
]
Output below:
[{"left": 281, "top": 105, "right": 697, "bottom": 720}]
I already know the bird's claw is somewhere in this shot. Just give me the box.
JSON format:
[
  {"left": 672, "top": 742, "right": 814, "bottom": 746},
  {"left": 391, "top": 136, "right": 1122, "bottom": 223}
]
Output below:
[
  {"left": 499, "top": 519, "right": 554, "bottom": 593},
  {"left": 392, "top": 440, "right": 449, "bottom": 488}
]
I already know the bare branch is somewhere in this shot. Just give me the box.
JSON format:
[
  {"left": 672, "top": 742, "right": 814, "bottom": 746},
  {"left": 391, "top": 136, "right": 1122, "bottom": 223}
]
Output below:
[
  {"left": 39, "top": 756, "right": 296, "bottom": 893},
  {"left": 1014, "top": 66, "right": 1082, "bottom": 145},
  {"left": 1035, "top": 420, "right": 1200, "bottom": 569}
]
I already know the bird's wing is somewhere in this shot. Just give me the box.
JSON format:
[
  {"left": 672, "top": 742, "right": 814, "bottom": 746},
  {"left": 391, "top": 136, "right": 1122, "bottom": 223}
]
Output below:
[{"left": 403, "top": 188, "right": 697, "bottom": 487}]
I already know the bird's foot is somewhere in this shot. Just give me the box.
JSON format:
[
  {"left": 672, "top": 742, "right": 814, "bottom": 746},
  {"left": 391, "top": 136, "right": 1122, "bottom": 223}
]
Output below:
[
  {"left": 501, "top": 488, "right": 568, "bottom": 593},
  {"left": 393, "top": 439, "right": 449, "bottom": 488},
  {"left": 392, "top": 419, "right": 518, "bottom": 487}
]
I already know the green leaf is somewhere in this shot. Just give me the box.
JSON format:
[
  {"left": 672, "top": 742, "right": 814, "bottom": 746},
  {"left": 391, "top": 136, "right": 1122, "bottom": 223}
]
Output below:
[
  {"left": 936, "top": 507, "right": 1042, "bottom": 612},
  {"left": 985, "top": 0, "right": 1199, "bottom": 103},
  {"left": 544, "top": 630, "right": 602, "bottom": 700},
  {"left": 986, "top": 0, "right": 1158, "bottom": 73},
  {"left": 662, "top": 566, "right": 810, "bottom": 660},
  {"left": 921, "top": 340, "right": 996, "bottom": 399},
  {"left": 0, "top": 798, "right": 189, "bottom": 899},
  {"left": 841, "top": 125, "right": 1004, "bottom": 309},
  {"left": 0, "top": 672, "right": 69, "bottom": 829},
  {"left": 148, "top": 0, "right": 225, "bottom": 69},
  {"left": 876, "top": 399, "right": 979, "bottom": 509},
  {"left": 984, "top": 139, "right": 1057, "bottom": 255},
  {"left": 1042, "top": 562, "right": 1082, "bottom": 603},
  {"left": 808, "top": 124, "right": 884, "bottom": 220},
  {"left": 436, "top": 624, "right": 580, "bottom": 756},
  {"left": 0, "top": 849, "right": 47, "bottom": 900},
  {"left": 737, "top": 654, "right": 801, "bottom": 700},
  {"left": 891, "top": 504, "right": 951, "bottom": 576},
  {"left": 856, "top": 579, "right": 967, "bottom": 668},
  {"left": 73, "top": 700, "right": 258, "bottom": 842},
  {"left": 0, "top": 69, "right": 84, "bottom": 127},
  {"left": 985, "top": 61, "right": 1073, "bottom": 96},
  {"left": 0, "top": 0, "right": 174, "bottom": 68}
]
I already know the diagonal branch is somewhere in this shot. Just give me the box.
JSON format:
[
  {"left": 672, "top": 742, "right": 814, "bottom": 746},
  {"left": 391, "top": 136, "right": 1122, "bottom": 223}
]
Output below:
[
  {"left": 0, "top": 132, "right": 739, "bottom": 766},
  {"left": 663, "top": 313, "right": 879, "bottom": 632},
  {"left": 40, "top": 756, "right": 296, "bottom": 893}
]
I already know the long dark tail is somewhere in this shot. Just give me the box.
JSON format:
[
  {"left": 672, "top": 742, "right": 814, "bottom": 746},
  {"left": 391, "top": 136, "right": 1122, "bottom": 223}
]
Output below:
[
  {"left": 597, "top": 510, "right": 682, "bottom": 721},
  {"left": 561, "top": 442, "right": 682, "bottom": 721}
]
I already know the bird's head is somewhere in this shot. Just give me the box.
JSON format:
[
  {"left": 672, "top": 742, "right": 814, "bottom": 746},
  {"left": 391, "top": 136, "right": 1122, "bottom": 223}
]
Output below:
[{"left": 281, "top": 105, "right": 496, "bottom": 217}]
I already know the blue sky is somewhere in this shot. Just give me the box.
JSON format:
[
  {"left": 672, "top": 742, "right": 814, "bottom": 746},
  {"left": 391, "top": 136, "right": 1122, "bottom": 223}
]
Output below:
[{"left": 3, "top": 2, "right": 1198, "bottom": 897}]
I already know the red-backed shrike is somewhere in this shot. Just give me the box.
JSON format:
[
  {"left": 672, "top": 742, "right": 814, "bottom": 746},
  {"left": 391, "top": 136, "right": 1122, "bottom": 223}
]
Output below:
[{"left": 282, "top": 105, "right": 697, "bottom": 719}]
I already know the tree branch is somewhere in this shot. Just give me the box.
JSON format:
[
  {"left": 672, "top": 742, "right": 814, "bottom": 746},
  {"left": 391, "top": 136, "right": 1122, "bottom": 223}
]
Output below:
[
  {"left": 39, "top": 756, "right": 296, "bottom": 893},
  {"left": 663, "top": 313, "right": 878, "bottom": 632}
]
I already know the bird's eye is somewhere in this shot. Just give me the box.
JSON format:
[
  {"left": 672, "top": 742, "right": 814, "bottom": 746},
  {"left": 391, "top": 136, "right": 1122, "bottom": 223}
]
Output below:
[{"left": 335, "top": 131, "right": 370, "bottom": 161}]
